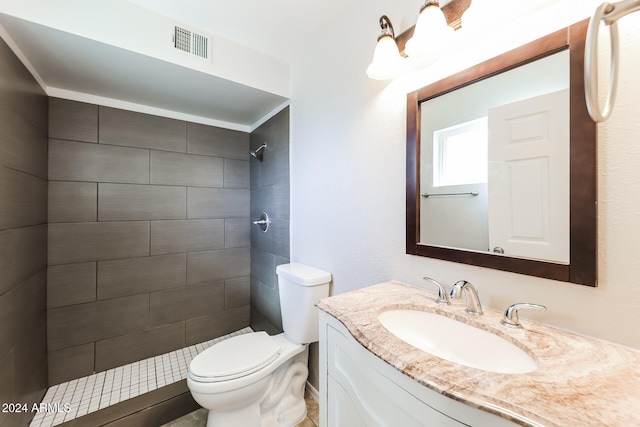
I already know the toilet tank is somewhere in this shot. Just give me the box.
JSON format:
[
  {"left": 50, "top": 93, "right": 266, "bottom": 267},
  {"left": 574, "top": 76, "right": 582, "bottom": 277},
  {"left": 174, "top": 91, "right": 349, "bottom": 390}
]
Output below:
[{"left": 276, "top": 263, "right": 331, "bottom": 344}]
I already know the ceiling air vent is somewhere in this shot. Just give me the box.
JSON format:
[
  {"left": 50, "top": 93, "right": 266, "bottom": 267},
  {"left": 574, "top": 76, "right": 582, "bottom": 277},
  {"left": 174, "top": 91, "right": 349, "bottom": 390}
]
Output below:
[{"left": 173, "top": 25, "right": 209, "bottom": 60}]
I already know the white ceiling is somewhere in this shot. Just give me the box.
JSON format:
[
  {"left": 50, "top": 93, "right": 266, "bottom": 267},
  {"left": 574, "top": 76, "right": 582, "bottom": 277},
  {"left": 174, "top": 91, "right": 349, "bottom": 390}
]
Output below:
[{"left": 0, "top": 1, "right": 355, "bottom": 130}]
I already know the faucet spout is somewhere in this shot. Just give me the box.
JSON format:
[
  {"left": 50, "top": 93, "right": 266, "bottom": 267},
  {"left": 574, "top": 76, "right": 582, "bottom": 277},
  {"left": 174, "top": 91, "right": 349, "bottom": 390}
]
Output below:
[{"left": 449, "top": 280, "right": 483, "bottom": 315}]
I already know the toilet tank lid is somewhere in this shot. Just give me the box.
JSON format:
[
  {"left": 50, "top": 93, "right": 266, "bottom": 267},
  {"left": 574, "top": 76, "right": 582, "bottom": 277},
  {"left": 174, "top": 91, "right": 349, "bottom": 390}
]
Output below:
[{"left": 276, "top": 263, "right": 332, "bottom": 286}]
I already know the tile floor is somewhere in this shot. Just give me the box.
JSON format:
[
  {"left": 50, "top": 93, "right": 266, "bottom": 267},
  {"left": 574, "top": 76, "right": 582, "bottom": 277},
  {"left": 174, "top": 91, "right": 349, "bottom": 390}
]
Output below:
[
  {"left": 29, "top": 328, "right": 253, "bottom": 427},
  {"left": 161, "top": 390, "right": 320, "bottom": 427}
]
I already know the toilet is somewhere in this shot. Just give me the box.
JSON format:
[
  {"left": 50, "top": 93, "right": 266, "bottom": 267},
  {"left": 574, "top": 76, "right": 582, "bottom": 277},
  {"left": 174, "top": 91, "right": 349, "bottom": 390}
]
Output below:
[{"left": 187, "top": 263, "right": 331, "bottom": 427}]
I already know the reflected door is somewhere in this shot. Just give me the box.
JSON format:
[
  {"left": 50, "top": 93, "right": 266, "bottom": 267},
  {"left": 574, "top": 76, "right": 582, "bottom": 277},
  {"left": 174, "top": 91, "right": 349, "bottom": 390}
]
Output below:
[{"left": 487, "top": 89, "right": 570, "bottom": 263}]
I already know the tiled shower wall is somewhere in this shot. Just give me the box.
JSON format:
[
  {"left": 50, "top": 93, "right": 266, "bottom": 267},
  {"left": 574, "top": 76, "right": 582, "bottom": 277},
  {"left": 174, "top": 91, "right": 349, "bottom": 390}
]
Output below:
[
  {"left": 249, "top": 107, "right": 290, "bottom": 333},
  {"left": 0, "top": 37, "right": 49, "bottom": 427},
  {"left": 46, "top": 98, "right": 251, "bottom": 385}
]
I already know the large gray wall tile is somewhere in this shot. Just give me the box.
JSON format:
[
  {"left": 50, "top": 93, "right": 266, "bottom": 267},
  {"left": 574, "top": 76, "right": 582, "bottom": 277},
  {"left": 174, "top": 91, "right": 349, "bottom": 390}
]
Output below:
[
  {"left": 49, "top": 139, "right": 150, "bottom": 184},
  {"left": 150, "top": 151, "right": 223, "bottom": 187},
  {"left": 0, "top": 166, "right": 47, "bottom": 230},
  {"left": 224, "top": 159, "right": 250, "bottom": 189},
  {"left": 0, "top": 226, "right": 47, "bottom": 296},
  {"left": 187, "top": 123, "right": 249, "bottom": 159},
  {"left": 48, "top": 221, "right": 150, "bottom": 265},
  {"left": 225, "top": 276, "right": 250, "bottom": 309},
  {"left": 95, "top": 322, "right": 185, "bottom": 372},
  {"left": 0, "top": 271, "right": 46, "bottom": 363},
  {"left": 225, "top": 218, "right": 250, "bottom": 248},
  {"left": 0, "top": 275, "right": 25, "bottom": 354},
  {"left": 13, "top": 315, "right": 47, "bottom": 406},
  {"left": 251, "top": 216, "right": 289, "bottom": 258},
  {"left": 47, "top": 262, "right": 96, "bottom": 308},
  {"left": 49, "top": 98, "right": 98, "bottom": 142},
  {"left": 47, "top": 343, "right": 95, "bottom": 385},
  {"left": 15, "top": 226, "right": 47, "bottom": 287},
  {"left": 98, "top": 183, "right": 186, "bottom": 221},
  {"left": 0, "top": 114, "right": 47, "bottom": 179},
  {"left": 0, "top": 349, "right": 13, "bottom": 408},
  {"left": 187, "top": 247, "right": 250, "bottom": 285},
  {"left": 150, "top": 282, "right": 224, "bottom": 327},
  {"left": 185, "top": 306, "right": 250, "bottom": 346},
  {"left": 48, "top": 181, "right": 97, "bottom": 223},
  {"left": 250, "top": 185, "right": 275, "bottom": 219},
  {"left": 0, "top": 230, "right": 12, "bottom": 296},
  {"left": 187, "top": 188, "right": 250, "bottom": 219},
  {"left": 100, "top": 106, "right": 186, "bottom": 152},
  {"left": 97, "top": 254, "right": 186, "bottom": 300},
  {"left": 250, "top": 276, "right": 283, "bottom": 331},
  {"left": 150, "top": 219, "right": 224, "bottom": 255},
  {"left": 250, "top": 248, "right": 277, "bottom": 288},
  {"left": 47, "top": 294, "right": 149, "bottom": 351}
]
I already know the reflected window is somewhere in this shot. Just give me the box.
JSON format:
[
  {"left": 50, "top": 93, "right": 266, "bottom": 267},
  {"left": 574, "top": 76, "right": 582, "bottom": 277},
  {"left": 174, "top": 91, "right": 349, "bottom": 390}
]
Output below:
[{"left": 433, "top": 117, "right": 487, "bottom": 187}]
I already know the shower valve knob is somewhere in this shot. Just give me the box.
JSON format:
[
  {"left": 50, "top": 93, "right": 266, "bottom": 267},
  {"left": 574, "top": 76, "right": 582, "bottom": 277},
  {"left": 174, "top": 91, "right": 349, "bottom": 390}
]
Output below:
[{"left": 252, "top": 212, "right": 271, "bottom": 232}]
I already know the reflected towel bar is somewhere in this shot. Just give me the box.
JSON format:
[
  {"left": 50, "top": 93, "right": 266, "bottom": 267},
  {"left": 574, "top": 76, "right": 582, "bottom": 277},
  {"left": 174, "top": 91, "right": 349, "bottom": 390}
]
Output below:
[{"left": 421, "top": 191, "right": 479, "bottom": 198}]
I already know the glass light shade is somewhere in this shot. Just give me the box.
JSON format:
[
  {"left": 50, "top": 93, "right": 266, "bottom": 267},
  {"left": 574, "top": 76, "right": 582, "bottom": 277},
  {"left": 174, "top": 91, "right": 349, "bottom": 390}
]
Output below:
[
  {"left": 366, "top": 34, "right": 405, "bottom": 80},
  {"left": 405, "top": 3, "right": 454, "bottom": 60}
]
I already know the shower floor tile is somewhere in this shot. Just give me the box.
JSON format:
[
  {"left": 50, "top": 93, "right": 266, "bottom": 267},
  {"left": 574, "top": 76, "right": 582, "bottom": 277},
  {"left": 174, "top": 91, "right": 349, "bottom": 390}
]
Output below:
[{"left": 29, "top": 327, "right": 253, "bottom": 427}]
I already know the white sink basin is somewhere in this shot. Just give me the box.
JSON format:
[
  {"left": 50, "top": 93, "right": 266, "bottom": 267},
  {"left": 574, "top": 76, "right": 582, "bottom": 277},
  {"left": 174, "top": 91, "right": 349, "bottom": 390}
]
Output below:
[{"left": 377, "top": 309, "right": 537, "bottom": 374}]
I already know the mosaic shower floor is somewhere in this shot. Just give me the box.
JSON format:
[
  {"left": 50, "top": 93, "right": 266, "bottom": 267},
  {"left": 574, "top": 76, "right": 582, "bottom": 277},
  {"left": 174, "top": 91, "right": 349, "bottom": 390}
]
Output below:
[{"left": 29, "top": 327, "right": 253, "bottom": 427}]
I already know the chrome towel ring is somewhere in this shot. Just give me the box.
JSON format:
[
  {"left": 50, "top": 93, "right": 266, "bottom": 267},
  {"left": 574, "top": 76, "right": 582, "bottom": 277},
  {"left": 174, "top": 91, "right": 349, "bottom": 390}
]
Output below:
[{"left": 585, "top": 0, "right": 640, "bottom": 122}]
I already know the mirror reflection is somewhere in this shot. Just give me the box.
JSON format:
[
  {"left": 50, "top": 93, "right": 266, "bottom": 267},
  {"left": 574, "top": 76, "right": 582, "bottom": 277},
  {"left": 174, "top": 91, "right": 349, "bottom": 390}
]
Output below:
[
  {"left": 420, "top": 50, "right": 570, "bottom": 264},
  {"left": 406, "top": 20, "right": 597, "bottom": 286}
]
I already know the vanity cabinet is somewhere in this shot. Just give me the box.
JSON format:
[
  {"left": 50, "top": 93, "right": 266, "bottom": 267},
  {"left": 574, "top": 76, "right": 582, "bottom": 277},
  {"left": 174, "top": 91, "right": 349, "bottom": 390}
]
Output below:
[{"left": 319, "top": 311, "right": 518, "bottom": 427}]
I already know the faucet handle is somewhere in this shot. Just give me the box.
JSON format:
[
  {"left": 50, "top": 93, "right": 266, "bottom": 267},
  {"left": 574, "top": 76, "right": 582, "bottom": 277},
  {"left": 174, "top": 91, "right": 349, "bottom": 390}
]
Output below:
[
  {"left": 501, "top": 303, "right": 546, "bottom": 328},
  {"left": 422, "top": 277, "right": 450, "bottom": 305}
]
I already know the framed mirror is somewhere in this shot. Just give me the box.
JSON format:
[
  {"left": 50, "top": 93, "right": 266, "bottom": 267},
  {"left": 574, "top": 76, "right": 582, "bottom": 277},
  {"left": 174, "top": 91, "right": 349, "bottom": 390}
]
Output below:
[{"left": 406, "top": 20, "right": 597, "bottom": 286}]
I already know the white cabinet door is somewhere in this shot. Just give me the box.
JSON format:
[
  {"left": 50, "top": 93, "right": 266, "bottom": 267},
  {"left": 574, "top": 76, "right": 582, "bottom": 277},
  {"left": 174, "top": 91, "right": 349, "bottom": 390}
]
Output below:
[
  {"left": 327, "top": 377, "right": 368, "bottom": 427},
  {"left": 488, "top": 89, "right": 570, "bottom": 263}
]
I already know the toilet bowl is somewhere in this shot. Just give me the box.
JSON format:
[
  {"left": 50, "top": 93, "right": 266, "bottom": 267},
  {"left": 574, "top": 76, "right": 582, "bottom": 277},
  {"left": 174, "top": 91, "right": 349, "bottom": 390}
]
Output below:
[{"left": 187, "top": 263, "right": 331, "bottom": 427}]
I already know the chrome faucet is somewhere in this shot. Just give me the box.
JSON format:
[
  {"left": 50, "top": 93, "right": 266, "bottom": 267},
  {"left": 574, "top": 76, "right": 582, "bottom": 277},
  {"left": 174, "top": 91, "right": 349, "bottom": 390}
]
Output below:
[
  {"left": 501, "top": 303, "right": 547, "bottom": 328},
  {"left": 448, "top": 280, "right": 483, "bottom": 315},
  {"left": 422, "top": 277, "right": 450, "bottom": 305}
]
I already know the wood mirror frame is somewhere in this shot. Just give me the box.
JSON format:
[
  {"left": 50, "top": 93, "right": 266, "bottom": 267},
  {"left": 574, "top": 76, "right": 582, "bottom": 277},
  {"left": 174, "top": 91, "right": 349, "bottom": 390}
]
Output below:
[{"left": 406, "top": 20, "right": 597, "bottom": 286}]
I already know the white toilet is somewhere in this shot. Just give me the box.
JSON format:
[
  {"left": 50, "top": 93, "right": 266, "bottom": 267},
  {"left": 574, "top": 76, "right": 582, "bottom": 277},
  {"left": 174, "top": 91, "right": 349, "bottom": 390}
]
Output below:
[{"left": 187, "top": 263, "right": 331, "bottom": 427}]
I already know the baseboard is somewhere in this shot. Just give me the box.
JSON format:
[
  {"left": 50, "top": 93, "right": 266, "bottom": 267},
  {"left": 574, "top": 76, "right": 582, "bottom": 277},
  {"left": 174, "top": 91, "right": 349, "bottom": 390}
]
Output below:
[{"left": 305, "top": 381, "right": 319, "bottom": 403}]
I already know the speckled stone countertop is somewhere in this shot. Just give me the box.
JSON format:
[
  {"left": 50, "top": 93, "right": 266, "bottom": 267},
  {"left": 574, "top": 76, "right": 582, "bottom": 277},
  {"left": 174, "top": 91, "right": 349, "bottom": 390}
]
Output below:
[{"left": 316, "top": 281, "right": 640, "bottom": 427}]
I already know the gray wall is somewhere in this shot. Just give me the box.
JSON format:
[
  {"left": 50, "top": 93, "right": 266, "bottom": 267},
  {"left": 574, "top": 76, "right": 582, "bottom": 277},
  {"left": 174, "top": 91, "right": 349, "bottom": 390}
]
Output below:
[
  {"left": 47, "top": 98, "right": 251, "bottom": 384},
  {"left": 0, "top": 37, "right": 49, "bottom": 427},
  {"left": 249, "top": 107, "right": 290, "bottom": 333}
]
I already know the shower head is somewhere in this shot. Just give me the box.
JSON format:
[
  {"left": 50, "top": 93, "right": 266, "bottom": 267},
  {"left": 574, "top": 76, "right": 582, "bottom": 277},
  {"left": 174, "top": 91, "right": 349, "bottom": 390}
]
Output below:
[{"left": 250, "top": 143, "right": 267, "bottom": 160}]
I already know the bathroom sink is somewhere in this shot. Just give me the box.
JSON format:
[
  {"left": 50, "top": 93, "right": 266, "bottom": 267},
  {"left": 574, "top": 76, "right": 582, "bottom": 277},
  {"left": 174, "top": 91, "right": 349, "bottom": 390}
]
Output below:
[{"left": 377, "top": 309, "right": 537, "bottom": 374}]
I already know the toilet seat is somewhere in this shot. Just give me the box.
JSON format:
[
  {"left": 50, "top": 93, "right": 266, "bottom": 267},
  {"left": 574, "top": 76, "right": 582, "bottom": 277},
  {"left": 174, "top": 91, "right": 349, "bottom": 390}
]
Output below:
[{"left": 189, "top": 332, "right": 280, "bottom": 383}]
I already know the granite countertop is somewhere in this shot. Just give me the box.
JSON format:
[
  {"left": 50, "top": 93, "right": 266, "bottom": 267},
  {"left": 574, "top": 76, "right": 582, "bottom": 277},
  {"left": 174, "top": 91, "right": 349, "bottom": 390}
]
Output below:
[{"left": 316, "top": 281, "right": 640, "bottom": 427}]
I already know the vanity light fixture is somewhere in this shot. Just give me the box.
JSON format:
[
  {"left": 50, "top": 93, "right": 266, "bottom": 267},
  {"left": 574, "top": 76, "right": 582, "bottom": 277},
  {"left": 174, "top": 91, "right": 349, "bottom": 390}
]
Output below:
[
  {"left": 367, "top": 1, "right": 454, "bottom": 79},
  {"left": 404, "top": 0, "right": 454, "bottom": 61},
  {"left": 366, "top": 15, "right": 405, "bottom": 80}
]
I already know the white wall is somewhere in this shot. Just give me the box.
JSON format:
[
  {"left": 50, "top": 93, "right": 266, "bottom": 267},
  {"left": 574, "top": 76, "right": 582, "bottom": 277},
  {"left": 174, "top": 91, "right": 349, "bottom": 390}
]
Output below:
[{"left": 290, "top": 0, "right": 640, "bottom": 349}]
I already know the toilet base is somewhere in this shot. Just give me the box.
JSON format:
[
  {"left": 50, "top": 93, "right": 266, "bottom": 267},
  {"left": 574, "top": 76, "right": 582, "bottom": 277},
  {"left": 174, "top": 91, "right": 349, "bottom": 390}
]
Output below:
[
  {"left": 258, "top": 350, "right": 308, "bottom": 427},
  {"left": 191, "top": 345, "right": 309, "bottom": 427}
]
